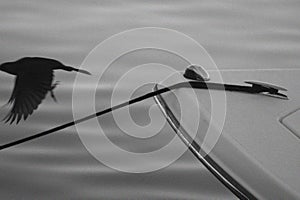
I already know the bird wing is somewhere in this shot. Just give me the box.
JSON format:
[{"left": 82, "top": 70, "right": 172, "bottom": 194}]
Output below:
[{"left": 3, "top": 70, "right": 54, "bottom": 124}]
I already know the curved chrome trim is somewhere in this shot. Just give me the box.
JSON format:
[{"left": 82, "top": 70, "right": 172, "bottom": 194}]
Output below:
[{"left": 153, "top": 84, "right": 256, "bottom": 200}]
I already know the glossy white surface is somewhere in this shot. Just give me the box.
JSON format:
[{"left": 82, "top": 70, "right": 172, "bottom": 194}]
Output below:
[{"left": 160, "top": 69, "right": 300, "bottom": 199}]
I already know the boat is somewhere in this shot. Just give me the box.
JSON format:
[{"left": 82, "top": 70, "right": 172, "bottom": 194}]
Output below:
[
  {"left": 1, "top": 64, "right": 298, "bottom": 199},
  {"left": 153, "top": 66, "right": 300, "bottom": 199}
]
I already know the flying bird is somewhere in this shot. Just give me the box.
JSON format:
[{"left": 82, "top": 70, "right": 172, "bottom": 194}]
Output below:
[{"left": 0, "top": 57, "right": 91, "bottom": 124}]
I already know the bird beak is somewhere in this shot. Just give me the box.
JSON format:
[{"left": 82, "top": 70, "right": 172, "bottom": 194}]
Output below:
[{"left": 78, "top": 69, "right": 92, "bottom": 75}]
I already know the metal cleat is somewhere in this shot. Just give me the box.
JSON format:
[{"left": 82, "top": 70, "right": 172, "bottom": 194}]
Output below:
[{"left": 245, "top": 80, "right": 288, "bottom": 100}]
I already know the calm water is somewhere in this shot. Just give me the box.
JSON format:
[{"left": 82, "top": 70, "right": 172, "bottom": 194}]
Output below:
[{"left": 0, "top": 0, "right": 300, "bottom": 199}]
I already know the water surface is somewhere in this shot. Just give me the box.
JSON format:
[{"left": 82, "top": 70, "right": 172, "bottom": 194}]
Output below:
[{"left": 1, "top": 0, "right": 300, "bottom": 199}]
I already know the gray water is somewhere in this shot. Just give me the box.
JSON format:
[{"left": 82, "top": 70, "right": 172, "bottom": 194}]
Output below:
[{"left": 0, "top": 0, "right": 300, "bottom": 199}]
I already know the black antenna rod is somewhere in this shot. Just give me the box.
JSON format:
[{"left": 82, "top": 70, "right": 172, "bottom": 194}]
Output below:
[{"left": 0, "top": 80, "right": 284, "bottom": 151}]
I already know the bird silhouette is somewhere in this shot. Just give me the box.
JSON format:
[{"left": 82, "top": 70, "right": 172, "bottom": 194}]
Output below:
[{"left": 0, "top": 57, "right": 91, "bottom": 124}]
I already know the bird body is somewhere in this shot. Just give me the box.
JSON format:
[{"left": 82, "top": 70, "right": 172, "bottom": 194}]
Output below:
[
  {"left": 0, "top": 57, "right": 90, "bottom": 75},
  {"left": 0, "top": 57, "right": 91, "bottom": 124}
]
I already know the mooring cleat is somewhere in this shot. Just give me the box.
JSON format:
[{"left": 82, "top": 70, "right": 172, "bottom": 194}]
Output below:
[
  {"left": 245, "top": 80, "right": 288, "bottom": 91},
  {"left": 245, "top": 80, "right": 288, "bottom": 100}
]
